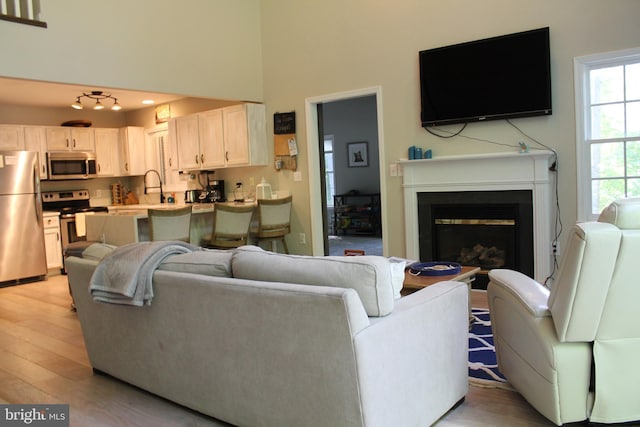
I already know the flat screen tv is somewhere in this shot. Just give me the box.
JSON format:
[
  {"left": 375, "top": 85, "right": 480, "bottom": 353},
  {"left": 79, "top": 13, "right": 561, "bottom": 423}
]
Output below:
[{"left": 419, "top": 27, "right": 552, "bottom": 127}]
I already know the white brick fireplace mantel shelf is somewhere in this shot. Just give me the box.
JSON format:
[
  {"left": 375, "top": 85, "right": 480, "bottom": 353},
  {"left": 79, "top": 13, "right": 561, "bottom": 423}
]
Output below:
[{"left": 400, "top": 150, "right": 556, "bottom": 282}]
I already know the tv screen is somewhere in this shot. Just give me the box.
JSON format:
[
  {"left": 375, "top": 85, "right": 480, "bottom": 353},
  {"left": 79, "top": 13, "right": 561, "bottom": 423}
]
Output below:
[{"left": 419, "top": 27, "right": 552, "bottom": 127}]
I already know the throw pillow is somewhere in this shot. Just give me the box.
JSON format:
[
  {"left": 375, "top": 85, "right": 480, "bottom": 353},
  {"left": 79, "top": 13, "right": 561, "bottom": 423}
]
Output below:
[
  {"left": 231, "top": 245, "right": 395, "bottom": 316},
  {"left": 158, "top": 249, "right": 232, "bottom": 277}
]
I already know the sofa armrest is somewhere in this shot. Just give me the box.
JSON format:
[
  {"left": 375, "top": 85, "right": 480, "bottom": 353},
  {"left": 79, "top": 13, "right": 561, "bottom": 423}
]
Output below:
[
  {"left": 488, "top": 269, "right": 550, "bottom": 317},
  {"left": 352, "top": 281, "right": 469, "bottom": 427}
]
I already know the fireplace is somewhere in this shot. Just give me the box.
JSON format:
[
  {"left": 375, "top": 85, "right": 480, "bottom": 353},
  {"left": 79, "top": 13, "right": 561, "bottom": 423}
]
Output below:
[
  {"left": 401, "top": 151, "right": 555, "bottom": 282},
  {"left": 418, "top": 190, "right": 534, "bottom": 288}
]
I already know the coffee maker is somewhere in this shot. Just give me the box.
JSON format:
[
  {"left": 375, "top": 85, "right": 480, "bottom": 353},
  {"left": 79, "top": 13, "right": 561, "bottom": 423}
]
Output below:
[{"left": 197, "top": 171, "right": 225, "bottom": 203}]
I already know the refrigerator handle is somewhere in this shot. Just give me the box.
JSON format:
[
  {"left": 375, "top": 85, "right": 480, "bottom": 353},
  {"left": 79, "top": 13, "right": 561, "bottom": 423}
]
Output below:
[{"left": 33, "top": 167, "right": 41, "bottom": 223}]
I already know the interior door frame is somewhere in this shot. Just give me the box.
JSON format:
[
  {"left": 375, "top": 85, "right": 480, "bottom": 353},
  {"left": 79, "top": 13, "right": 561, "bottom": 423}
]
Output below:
[{"left": 304, "top": 86, "right": 387, "bottom": 256}]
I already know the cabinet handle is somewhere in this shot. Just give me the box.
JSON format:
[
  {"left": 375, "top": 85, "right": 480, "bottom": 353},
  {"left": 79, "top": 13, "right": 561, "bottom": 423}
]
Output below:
[
  {"left": 125, "top": 162, "right": 129, "bottom": 171},
  {"left": 66, "top": 138, "right": 70, "bottom": 148},
  {"left": 73, "top": 138, "right": 76, "bottom": 148},
  {"left": 56, "top": 232, "right": 60, "bottom": 242},
  {"left": 42, "top": 165, "right": 46, "bottom": 174},
  {"left": 225, "top": 151, "right": 229, "bottom": 162},
  {"left": 200, "top": 154, "right": 204, "bottom": 164},
  {"left": 195, "top": 155, "right": 199, "bottom": 164},
  {"left": 98, "top": 164, "right": 101, "bottom": 172},
  {"left": 169, "top": 158, "right": 172, "bottom": 167}
]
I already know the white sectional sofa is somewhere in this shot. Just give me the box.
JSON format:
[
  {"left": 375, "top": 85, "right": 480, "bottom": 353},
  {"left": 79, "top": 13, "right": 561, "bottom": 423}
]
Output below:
[{"left": 66, "top": 244, "right": 469, "bottom": 427}]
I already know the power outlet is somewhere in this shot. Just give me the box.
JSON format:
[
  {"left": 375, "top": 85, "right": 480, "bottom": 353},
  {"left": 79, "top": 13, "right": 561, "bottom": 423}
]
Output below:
[{"left": 298, "top": 233, "right": 306, "bottom": 244}]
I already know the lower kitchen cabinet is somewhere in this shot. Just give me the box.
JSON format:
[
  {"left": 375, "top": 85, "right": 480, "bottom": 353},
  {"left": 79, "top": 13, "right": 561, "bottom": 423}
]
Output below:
[{"left": 43, "top": 212, "right": 63, "bottom": 272}]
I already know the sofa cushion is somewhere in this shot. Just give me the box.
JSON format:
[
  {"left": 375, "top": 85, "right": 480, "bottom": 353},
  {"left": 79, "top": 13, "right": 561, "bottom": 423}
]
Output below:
[
  {"left": 158, "top": 249, "right": 232, "bottom": 277},
  {"left": 231, "top": 245, "right": 395, "bottom": 316},
  {"left": 80, "top": 242, "right": 118, "bottom": 261}
]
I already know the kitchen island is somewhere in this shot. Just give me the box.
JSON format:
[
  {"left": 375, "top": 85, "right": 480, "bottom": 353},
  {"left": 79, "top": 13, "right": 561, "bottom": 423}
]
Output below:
[{"left": 85, "top": 203, "right": 215, "bottom": 246}]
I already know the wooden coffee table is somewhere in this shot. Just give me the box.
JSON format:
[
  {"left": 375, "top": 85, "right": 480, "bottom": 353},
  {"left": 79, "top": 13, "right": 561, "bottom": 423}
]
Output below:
[{"left": 402, "top": 266, "right": 481, "bottom": 324}]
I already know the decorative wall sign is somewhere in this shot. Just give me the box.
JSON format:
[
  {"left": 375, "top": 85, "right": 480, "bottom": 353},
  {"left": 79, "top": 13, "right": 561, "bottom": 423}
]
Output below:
[
  {"left": 348, "top": 141, "right": 369, "bottom": 167},
  {"left": 155, "top": 104, "right": 171, "bottom": 124},
  {"left": 274, "top": 111, "right": 296, "bottom": 134},
  {"left": 274, "top": 111, "right": 297, "bottom": 171}
]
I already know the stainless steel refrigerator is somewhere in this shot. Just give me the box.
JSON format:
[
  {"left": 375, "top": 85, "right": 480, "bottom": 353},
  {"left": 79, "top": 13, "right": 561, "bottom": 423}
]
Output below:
[{"left": 0, "top": 151, "right": 47, "bottom": 284}]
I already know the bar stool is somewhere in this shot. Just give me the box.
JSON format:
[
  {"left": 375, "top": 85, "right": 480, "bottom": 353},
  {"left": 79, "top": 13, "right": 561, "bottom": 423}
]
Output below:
[
  {"left": 255, "top": 195, "right": 292, "bottom": 253},
  {"left": 201, "top": 203, "right": 255, "bottom": 249},
  {"left": 148, "top": 206, "right": 193, "bottom": 243}
]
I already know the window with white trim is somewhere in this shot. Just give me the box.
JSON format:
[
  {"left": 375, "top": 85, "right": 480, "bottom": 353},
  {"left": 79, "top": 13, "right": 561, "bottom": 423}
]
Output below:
[
  {"left": 575, "top": 47, "right": 640, "bottom": 220},
  {"left": 324, "top": 135, "right": 336, "bottom": 207}
]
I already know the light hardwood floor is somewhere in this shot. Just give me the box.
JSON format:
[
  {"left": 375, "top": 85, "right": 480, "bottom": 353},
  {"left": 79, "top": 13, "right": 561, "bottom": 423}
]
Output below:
[{"left": 0, "top": 275, "right": 556, "bottom": 426}]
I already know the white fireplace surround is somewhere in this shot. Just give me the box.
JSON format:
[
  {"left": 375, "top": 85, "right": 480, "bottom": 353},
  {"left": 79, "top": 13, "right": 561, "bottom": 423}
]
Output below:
[{"left": 401, "top": 150, "right": 555, "bottom": 282}]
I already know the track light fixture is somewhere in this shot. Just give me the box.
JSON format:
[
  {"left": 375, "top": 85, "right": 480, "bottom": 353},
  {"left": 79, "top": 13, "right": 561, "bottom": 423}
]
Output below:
[{"left": 71, "top": 91, "right": 122, "bottom": 111}]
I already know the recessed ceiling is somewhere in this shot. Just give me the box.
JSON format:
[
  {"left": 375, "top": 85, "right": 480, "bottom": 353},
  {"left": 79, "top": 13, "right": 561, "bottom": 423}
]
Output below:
[{"left": 0, "top": 77, "right": 185, "bottom": 111}]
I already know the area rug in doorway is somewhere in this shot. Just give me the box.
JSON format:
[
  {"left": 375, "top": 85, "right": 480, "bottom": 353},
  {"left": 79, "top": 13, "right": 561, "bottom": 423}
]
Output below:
[{"left": 468, "top": 308, "right": 512, "bottom": 390}]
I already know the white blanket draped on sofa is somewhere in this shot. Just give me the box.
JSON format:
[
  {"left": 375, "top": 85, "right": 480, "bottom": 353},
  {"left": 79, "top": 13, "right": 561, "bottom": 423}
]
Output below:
[{"left": 89, "top": 241, "right": 199, "bottom": 306}]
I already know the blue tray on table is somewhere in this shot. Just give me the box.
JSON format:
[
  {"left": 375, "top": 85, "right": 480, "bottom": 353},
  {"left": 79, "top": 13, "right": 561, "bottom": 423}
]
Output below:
[{"left": 408, "top": 262, "right": 462, "bottom": 276}]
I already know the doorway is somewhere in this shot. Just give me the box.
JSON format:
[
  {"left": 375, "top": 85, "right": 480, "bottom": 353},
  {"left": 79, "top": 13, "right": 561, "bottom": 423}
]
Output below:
[{"left": 305, "top": 87, "right": 387, "bottom": 256}]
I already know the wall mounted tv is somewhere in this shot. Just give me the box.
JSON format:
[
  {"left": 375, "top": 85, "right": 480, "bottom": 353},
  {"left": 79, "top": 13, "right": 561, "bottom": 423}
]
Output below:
[{"left": 419, "top": 27, "right": 552, "bottom": 127}]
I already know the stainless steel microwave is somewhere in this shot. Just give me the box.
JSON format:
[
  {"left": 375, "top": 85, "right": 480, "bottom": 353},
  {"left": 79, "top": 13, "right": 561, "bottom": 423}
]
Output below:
[{"left": 47, "top": 152, "right": 98, "bottom": 180}]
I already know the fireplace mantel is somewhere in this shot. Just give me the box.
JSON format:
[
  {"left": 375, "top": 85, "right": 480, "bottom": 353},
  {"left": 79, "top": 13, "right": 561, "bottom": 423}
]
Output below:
[{"left": 401, "top": 150, "right": 555, "bottom": 281}]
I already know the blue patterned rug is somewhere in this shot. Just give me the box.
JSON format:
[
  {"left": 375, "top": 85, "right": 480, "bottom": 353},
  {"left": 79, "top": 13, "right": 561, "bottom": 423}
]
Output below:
[{"left": 468, "top": 308, "right": 512, "bottom": 389}]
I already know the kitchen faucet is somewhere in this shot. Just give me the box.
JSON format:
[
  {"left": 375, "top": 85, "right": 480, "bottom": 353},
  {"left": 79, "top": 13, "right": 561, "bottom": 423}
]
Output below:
[{"left": 143, "top": 169, "right": 165, "bottom": 203}]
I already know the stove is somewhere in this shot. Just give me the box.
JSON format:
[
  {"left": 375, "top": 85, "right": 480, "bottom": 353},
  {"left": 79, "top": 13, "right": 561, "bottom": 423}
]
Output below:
[
  {"left": 42, "top": 190, "right": 108, "bottom": 272},
  {"left": 42, "top": 190, "right": 108, "bottom": 218}
]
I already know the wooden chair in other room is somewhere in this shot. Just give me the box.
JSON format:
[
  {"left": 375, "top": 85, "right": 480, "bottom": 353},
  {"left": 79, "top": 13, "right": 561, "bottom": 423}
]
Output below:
[
  {"left": 255, "top": 195, "right": 292, "bottom": 253},
  {"left": 201, "top": 203, "right": 255, "bottom": 249},
  {"left": 148, "top": 205, "right": 193, "bottom": 243}
]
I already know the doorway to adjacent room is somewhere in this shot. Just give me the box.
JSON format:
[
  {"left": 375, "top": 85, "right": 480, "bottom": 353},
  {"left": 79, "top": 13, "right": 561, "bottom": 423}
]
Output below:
[{"left": 306, "top": 88, "right": 385, "bottom": 256}]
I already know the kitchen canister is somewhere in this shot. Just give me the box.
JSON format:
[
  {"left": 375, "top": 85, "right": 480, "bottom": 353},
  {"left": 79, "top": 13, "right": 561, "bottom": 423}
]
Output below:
[{"left": 256, "top": 177, "right": 272, "bottom": 200}]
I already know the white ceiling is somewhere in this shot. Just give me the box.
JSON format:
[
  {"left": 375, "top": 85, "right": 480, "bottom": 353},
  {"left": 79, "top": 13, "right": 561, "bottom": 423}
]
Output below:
[{"left": 0, "top": 77, "right": 185, "bottom": 111}]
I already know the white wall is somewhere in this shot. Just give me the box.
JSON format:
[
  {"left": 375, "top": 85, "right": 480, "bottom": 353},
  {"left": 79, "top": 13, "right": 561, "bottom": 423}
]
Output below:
[
  {"left": 0, "top": 0, "right": 263, "bottom": 102},
  {"left": 260, "top": 0, "right": 640, "bottom": 256},
  {"left": 323, "top": 96, "right": 379, "bottom": 195}
]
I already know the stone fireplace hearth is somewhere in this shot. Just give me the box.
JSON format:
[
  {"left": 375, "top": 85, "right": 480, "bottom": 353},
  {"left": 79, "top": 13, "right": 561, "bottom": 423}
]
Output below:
[{"left": 400, "top": 150, "right": 555, "bottom": 282}]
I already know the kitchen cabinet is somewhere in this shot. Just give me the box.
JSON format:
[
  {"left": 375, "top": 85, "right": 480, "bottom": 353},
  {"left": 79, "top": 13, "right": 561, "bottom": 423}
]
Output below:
[
  {"left": 43, "top": 212, "right": 63, "bottom": 271},
  {"left": 119, "top": 126, "right": 146, "bottom": 175},
  {"left": 23, "top": 126, "right": 48, "bottom": 179},
  {"left": 0, "top": 125, "right": 24, "bottom": 150},
  {"left": 197, "top": 109, "right": 225, "bottom": 168},
  {"left": 221, "top": 103, "right": 267, "bottom": 167},
  {"left": 46, "top": 127, "right": 95, "bottom": 152},
  {"left": 175, "top": 104, "right": 267, "bottom": 171},
  {"left": 94, "top": 128, "right": 119, "bottom": 176},
  {"left": 164, "top": 121, "right": 180, "bottom": 172},
  {"left": 176, "top": 114, "right": 219, "bottom": 170}
]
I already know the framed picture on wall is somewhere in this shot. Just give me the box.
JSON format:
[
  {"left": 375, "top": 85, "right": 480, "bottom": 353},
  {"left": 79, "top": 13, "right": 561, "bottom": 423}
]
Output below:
[{"left": 347, "top": 141, "right": 368, "bottom": 167}]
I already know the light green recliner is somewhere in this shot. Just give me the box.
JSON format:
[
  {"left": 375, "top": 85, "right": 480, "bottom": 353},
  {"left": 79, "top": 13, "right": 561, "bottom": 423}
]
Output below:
[{"left": 487, "top": 197, "right": 640, "bottom": 425}]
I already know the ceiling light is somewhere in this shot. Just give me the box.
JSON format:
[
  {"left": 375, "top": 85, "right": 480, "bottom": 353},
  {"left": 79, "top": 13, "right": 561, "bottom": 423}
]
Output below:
[
  {"left": 142, "top": 99, "right": 155, "bottom": 105},
  {"left": 71, "top": 97, "right": 83, "bottom": 110},
  {"left": 72, "top": 91, "right": 122, "bottom": 111}
]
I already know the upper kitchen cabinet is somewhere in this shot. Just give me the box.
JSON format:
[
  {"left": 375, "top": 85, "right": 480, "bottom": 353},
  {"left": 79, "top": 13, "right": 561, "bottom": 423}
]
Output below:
[
  {"left": 94, "top": 128, "right": 119, "bottom": 176},
  {"left": 175, "top": 103, "right": 267, "bottom": 171},
  {"left": 119, "top": 126, "right": 146, "bottom": 176},
  {"left": 0, "top": 125, "right": 25, "bottom": 150},
  {"left": 176, "top": 114, "right": 221, "bottom": 170},
  {"left": 198, "top": 109, "right": 225, "bottom": 168},
  {"left": 46, "top": 127, "right": 95, "bottom": 152},
  {"left": 23, "top": 126, "right": 48, "bottom": 180},
  {"left": 222, "top": 103, "right": 267, "bottom": 167}
]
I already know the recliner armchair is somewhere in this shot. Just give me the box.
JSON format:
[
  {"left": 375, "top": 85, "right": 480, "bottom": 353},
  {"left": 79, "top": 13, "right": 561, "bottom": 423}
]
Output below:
[{"left": 487, "top": 197, "right": 640, "bottom": 425}]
